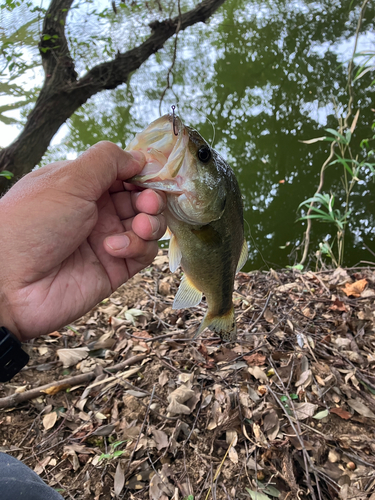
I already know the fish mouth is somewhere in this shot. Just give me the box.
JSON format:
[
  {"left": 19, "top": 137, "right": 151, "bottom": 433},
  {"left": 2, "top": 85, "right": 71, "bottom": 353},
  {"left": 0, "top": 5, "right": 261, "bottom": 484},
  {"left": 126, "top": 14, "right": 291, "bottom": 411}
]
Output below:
[
  {"left": 127, "top": 113, "right": 188, "bottom": 195},
  {"left": 130, "top": 177, "right": 184, "bottom": 194}
]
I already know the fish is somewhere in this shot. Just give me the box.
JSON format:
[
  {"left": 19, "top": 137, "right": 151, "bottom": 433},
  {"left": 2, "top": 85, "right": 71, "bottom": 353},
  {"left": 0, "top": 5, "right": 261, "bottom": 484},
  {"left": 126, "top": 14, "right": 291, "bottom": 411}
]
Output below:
[{"left": 126, "top": 113, "right": 247, "bottom": 340}]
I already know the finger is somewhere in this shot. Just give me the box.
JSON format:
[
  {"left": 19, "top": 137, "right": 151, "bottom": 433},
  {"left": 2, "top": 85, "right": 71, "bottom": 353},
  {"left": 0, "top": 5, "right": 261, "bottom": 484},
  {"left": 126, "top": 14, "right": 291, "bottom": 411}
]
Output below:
[
  {"left": 109, "top": 180, "right": 126, "bottom": 193},
  {"left": 58, "top": 142, "right": 146, "bottom": 201},
  {"left": 103, "top": 231, "right": 159, "bottom": 261},
  {"left": 132, "top": 213, "right": 166, "bottom": 241},
  {"left": 111, "top": 189, "right": 166, "bottom": 220},
  {"left": 131, "top": 189, "right": 166, "bottom": 215}
]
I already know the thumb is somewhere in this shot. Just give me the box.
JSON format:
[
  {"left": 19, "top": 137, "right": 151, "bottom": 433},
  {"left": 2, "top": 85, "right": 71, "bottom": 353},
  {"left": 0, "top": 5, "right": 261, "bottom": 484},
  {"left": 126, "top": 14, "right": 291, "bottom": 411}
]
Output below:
[{"left": 62, "top": 141, "right": 145, "bottom": 201}]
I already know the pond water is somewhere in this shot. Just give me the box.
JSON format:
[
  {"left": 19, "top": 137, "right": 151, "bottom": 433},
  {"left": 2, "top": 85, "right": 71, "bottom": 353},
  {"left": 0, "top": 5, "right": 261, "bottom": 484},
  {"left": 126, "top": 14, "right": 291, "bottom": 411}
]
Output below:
[{"left": 2, "top": 0, "right": 375, "bottom": 271}]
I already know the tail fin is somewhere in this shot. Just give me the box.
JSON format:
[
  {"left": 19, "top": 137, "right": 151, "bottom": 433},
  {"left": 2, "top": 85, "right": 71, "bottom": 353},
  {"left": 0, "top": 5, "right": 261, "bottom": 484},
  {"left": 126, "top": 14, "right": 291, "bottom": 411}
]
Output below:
[{"left": 192, "top": 307, "right": 237, "bottom": 341}]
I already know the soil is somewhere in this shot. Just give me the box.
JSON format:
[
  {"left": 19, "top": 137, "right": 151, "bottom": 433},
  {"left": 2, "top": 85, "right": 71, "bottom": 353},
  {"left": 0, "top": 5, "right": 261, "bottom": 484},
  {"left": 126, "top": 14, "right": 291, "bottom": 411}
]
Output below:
[{"left": 1, "top": 251, "right": 375, "bottom": 500}]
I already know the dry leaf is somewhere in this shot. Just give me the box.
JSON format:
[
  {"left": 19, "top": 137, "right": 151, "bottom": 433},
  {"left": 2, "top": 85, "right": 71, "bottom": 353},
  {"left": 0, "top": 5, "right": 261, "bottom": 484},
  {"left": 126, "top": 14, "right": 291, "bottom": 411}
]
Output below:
[
  {"left": 292, "top": 402, "right": 317, "bottom": 420},
  {"left": 248, "top": 366, "right": 268, "bottom": 383},
  {"left": 159, "top": 370, "right": 169, "bottom": 387},
  {"left": 329, "top": 299, "right": 347, "bottom": 312},
  {"left": 243, "top": 352, "right": 266, "bottom": 366},
  {"left": 43, "top": 412, "right": 57, "bottom": 430},
  {"left": 342, "top": 279, "right": 368, "bottom": 297},
  {"left": 34, "top": 456, "right": 51, "bottom": 475},
  {"left": 152, "top": 429, "right": 169, "bottom": 450},
  {"left": 264, "top": 308, "right": 274, "bottom": 323},
  {"left": 228, "top": 445, "right": 238, "bottom": 464},
  {"left": 295, "top": 369, "right": 313, "bottom": 389},
  {"left": 263, "top": 409, "right": 280, "bottom": 440},
  {"left": 57, "top": 347, "right": 89, "bottom": 368},
  {"left": 167, "top": 386, "right": 195, "bottom": 415},
  {"left": 114, "top": 461, "right": 125, "bottom": 496},
  {"left": 347, "top": 398, "right": 375, "bottom": 419}
]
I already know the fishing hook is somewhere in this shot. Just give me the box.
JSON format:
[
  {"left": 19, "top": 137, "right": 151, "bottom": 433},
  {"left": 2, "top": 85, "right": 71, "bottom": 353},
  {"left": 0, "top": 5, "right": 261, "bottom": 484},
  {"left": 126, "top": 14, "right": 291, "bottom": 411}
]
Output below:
[{"left": 171, "top": 105, "right": 178, "bottom": 136}]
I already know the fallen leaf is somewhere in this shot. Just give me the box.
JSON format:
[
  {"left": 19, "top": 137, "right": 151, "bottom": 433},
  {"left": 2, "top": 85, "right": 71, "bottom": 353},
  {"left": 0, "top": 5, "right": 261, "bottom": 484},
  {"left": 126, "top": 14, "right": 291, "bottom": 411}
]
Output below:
[
  {"left": 347, "top": 398, "right": 375, "bottom": 419},
  {"left": 248, "top": 366, "right": 268, "bottom": 383},
  {"left": 114, "top": 461, "right": 125, "bottom": 496},
  {"left": 57, "top": 347, "right": 89, "bottom": 368},
  {"left": 243, "top": 352, "right": 266, "bottom": 366},
  {"left": 34, "top": 456, "right": 51, "bottom": 475},
  {"left": 295, "top": 369, "right": 313, "bottom": 389},
  {"left": 292, "top": 402, "right": 318, "bottom": 420},
  {"left": 264, "top": 308, "right": 274, "bottom": 323},
  {"left": 342, "top": 279, "right": 367, "bottom": 297},
  {"left": 245, "top": 488, "right": 271, "bottom": 500},
  {"left": 228, "top": 445, "right": 238, "bottom": 464},
  {"left": 167, "top": 386, "right": 195, "bottom": 415},
  {"left": 329, "top": 299, "right": 347, "bottom": 312},
  {"left": 158, "top": 371, "right": 169, "bottom": 387},
  {"left": 313, "top": 409, "right": 329, "bottom": 420},
  {"left": 152, "top": 429, "right": 169, "bottom": 450},
  {"left": 43, "top": 412, "right": 57, "bottom": 430}
]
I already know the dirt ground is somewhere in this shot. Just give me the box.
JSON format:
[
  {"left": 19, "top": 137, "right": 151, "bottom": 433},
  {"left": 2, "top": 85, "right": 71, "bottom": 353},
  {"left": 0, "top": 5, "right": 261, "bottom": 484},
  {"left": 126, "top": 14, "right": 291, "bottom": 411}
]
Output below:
[{"left": 1, "top": 250, "right": 375, "bottom": 500}]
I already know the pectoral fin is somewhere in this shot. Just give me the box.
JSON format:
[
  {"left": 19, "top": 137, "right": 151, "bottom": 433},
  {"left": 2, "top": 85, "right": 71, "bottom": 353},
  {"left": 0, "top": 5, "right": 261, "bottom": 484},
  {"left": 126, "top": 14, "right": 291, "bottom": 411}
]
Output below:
[
  {"left": 173, "top": 275, "right": 202, "bottom": 309},
  {"left": 160, "top": 227, "right": 172, "bottom": 241},
  {"left": 168, "top": 233, "right": 182, "bottom": 272},
  {"left": 236, "top": 239, "right": 248, "bottom": 273},
  {"left": 193, "top": 307, "right": 237, "bottom": 342}
]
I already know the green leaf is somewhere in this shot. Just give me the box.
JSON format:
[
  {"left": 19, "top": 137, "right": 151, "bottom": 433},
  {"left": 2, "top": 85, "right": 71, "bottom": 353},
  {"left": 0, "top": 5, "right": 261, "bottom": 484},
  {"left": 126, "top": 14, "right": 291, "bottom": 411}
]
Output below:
[
  {"left": 257, "top": 483, "right": 281, "bottom": 497},
  {"left": 246, "top": 489, "right": 271, "bottom": 500},
  {"left": 43, "top": 34, "right": 51, "bottom": 40},
  {"left": 325, "top": 128, "right": 348, "bottom": 144},
  {"left": 247, "top": 489, "right": 272, "bottom": 500},
  {"left": 0, "top": 170, "right": 14, "bottom": 179},
  {"left": 285, "top": 264, "right": 304, "bottom": 271},
  {"left": 313, "top": 409, "right": 329, "bottom": 419}
]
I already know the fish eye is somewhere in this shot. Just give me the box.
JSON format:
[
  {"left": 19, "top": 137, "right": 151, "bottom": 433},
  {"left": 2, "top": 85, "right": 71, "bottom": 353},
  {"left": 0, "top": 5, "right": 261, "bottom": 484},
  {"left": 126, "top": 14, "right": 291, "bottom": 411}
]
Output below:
[{"left": 197, "top": 146, "right": 211, "bottom": 163}]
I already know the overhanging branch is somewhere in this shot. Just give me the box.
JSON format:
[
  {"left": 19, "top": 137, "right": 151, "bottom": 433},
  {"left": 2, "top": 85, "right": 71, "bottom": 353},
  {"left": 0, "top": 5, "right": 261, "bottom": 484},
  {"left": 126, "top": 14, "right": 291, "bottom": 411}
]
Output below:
[{"left": 78, "top": 0, "right": 226, "bottom": 93}]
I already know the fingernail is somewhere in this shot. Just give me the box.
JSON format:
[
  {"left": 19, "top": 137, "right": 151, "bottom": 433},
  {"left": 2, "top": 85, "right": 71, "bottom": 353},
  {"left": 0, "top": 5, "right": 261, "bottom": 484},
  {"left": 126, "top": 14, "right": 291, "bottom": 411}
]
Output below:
[
  {"left": 106, "top": 234, "right": 130, "bottom": 251},
  {"left": 149, "top": 216, "right": 160, "bottom": 235}
]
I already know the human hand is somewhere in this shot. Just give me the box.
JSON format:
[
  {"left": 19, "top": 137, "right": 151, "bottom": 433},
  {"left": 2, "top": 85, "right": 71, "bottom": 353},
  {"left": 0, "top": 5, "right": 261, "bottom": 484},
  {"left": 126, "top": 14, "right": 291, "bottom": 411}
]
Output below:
[{"left": 0, "top": 142, "right": 166, "bottom": 342}]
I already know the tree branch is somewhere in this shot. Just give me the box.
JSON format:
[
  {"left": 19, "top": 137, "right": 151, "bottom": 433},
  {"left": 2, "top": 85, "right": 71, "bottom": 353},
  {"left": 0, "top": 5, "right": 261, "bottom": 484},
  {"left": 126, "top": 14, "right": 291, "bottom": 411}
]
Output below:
[
  {"left": 39, "top": 0, "right": 77, "bottom": 85},
  {"left": 78, "top": 0, "right": 226, "bottom": 92}
]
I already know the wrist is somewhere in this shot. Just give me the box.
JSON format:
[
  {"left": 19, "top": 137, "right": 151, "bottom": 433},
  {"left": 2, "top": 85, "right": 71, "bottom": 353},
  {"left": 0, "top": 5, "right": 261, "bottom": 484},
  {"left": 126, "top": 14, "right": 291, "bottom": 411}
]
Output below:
[{"left": 0, "top": 292, "right": 22, "bottom": 342}]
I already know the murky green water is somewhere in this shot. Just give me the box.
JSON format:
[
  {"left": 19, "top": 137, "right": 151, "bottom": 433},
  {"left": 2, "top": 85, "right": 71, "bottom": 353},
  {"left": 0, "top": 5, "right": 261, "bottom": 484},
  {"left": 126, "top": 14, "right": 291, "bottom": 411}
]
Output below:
[{"left": 3, "top": 0, "right": 375, "bottom": 270}]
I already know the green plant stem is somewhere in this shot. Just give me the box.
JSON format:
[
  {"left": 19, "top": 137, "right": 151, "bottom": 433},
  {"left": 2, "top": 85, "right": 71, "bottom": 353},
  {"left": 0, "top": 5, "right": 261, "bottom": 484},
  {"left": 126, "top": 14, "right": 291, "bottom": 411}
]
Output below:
[
  {"left": 299, "top": 140, "right": 335, "bottom": 266},
  {"left": 299, "top": 0, "right": 369, "bottom": 268}
]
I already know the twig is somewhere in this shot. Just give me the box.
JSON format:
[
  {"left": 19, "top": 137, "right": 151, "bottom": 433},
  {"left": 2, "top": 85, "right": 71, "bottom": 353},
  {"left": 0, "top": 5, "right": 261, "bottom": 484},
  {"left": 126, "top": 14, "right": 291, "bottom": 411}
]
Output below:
[
  {"left": 0, "top": 354, "right": 147, "bottom": 409},
  {"left": 204, "top": 434, "right": 236, "bottom": 500},
  {"left": 236, "top": 291, "right": 272, "bottom": 325}
]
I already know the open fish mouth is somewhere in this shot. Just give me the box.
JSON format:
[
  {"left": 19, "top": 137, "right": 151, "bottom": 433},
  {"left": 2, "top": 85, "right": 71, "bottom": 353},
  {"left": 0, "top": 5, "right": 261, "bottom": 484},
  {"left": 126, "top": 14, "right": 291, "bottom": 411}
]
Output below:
[{"left": 126, "top": 113, "right": 189, "bottom": 195}]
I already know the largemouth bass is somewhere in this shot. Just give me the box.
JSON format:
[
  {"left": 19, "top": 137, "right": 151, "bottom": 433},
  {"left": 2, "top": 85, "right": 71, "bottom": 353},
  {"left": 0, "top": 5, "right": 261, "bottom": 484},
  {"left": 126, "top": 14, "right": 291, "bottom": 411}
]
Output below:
[{"left": 126, "top": 113, "right": 247, "bottom": 340}]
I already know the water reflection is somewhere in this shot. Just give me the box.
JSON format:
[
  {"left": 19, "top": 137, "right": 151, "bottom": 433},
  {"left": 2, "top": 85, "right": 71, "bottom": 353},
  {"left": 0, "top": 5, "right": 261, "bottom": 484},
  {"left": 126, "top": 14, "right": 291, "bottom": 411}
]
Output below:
[{"left": 4, "top": 0, "right": 374, "bottom": 270}]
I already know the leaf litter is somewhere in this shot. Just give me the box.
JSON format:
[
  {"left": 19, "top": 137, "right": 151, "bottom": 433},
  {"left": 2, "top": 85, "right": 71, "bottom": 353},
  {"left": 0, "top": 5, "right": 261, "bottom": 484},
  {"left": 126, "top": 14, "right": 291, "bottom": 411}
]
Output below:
[{"left": 1, "top": 255, "right": 375, "bottom": 499}]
